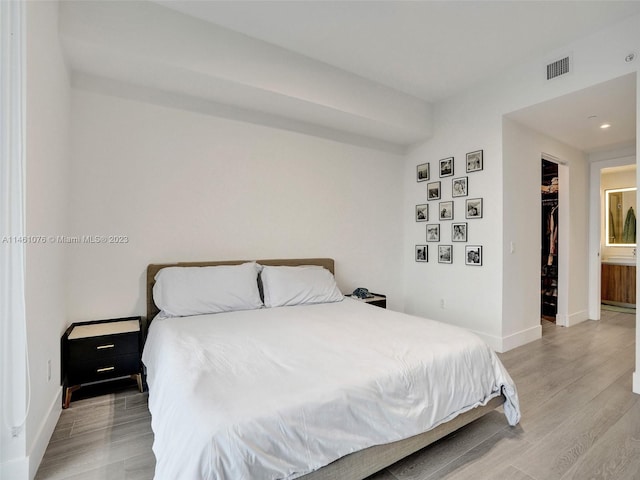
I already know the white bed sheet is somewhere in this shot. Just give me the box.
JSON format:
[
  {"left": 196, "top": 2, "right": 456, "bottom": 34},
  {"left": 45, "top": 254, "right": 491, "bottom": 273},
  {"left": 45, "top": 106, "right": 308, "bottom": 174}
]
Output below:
[{"left": 142, "top": 298, "right": 520, "bottom": 480}]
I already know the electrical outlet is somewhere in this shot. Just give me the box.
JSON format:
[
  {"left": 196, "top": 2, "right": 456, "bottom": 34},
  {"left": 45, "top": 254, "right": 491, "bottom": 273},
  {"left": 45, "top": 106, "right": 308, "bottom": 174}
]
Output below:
[
  {"left": 47, "top": 359, "right": 51, "bottom": 381},
  {"left": 440, "top": 299, "right": 445, "bottom": 309}
]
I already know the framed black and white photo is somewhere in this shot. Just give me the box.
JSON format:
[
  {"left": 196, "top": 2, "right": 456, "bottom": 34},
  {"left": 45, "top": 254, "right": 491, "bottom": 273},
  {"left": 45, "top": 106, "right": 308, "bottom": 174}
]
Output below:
[
  {"left": 415, "top": 245, "right": 428, "bottom": 262},
  {"left": 426, "top": 224, "right": 440, "bottom": 242},
  {"left": 439, "top": 201, "right": 453, "bottom": 221},
  {"left": 427, "top": 181, "right": 441, "bottom": 200},
  {"left": 452, "top": 222, "right": 467, "bottom": 242},
  {"left": 465, "top": 198, "right": 483, "bottom": 219},
  {"left": 439, "top": 157, "right": 454, "bottom": 177},
  {"left": 452, "top": 176, "right": 468, "bottom": 197},
  {"left": 466, "top": 150, "right": 483, "bottom": 173},
  {"left": 438, "top": 245, "right": 453, "bottom": 264},
  {"left": 417, "top": 162, "right": 430, "bottom": 182},
  {"left": 415, "top": 204, "right": 428, "bottom": 222},
  {"left": 465, "top": 245, "right": 483, "bottom": 266}
]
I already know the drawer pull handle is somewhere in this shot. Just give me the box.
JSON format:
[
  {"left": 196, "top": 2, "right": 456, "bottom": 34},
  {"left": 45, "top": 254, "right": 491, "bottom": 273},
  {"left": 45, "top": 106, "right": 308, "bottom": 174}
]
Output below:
[
  {"left": 97, "top": 366, "right": 115, "bottom": 373},
  {"left": 96, "top": 344, "right": 115, "bottom": 350}
]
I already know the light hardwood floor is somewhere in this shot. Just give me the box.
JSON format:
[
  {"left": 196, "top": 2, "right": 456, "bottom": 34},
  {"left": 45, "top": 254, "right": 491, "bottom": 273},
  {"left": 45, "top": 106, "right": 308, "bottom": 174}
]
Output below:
[{"left": 36, "top": 309, "right": 638, "bottom": 480}]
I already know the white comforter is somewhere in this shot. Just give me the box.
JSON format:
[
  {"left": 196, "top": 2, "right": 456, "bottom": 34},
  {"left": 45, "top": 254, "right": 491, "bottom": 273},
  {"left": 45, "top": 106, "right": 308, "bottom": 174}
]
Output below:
[{"left": 142, "top": 298, "right": 520, "bottom": 480}]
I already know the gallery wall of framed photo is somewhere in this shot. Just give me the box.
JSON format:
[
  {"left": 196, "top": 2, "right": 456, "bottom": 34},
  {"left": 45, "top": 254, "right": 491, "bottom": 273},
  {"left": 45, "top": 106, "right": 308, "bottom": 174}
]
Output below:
[{"left": 415, "top": 149, "right": 484, "bottom": 266}]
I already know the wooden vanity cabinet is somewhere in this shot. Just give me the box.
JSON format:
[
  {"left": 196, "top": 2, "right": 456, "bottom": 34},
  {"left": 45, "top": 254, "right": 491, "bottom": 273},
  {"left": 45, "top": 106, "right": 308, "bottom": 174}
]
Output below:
[{"left": 601, "top": 263, "right": 636, "bottom": 306}]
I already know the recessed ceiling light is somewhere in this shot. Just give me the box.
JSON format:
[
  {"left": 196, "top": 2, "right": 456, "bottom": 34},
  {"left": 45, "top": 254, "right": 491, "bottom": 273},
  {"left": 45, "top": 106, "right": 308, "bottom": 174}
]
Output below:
[{"left": 600, "top": 123, "right": 611, "bottom": 129}]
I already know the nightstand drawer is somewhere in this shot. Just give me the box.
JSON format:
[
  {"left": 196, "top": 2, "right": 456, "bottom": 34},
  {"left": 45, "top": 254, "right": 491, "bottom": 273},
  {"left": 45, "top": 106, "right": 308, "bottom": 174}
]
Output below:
[
  {"left": 67, "top": 353, "right": 140, "bottom": 385},
  {"left": 68, "top": 332, "right": 138, "bottom": 364}
]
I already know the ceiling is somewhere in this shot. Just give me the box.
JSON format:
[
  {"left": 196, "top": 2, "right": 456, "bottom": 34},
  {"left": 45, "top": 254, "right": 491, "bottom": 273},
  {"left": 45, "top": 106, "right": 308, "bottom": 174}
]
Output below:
[
  {"left": 156, "top": 1, "right": 640, "bottom": 103},
  {"left": 507, "top": 73, "right": 637, "bottom": 154},
  {"left": 62, "top": 1, "right": 640, "bottom": 152}
]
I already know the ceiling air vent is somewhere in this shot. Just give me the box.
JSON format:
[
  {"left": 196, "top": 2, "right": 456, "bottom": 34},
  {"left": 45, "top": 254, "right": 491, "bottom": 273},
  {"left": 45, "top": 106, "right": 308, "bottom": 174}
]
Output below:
[{"left": 546, "top": 56, "right": 571, "bottom": 80}]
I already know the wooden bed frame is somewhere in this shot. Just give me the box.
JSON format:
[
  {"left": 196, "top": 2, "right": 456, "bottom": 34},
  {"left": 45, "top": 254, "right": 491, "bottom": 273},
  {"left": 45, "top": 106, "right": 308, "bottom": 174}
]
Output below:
[{"left": 145, "top": 258, "right": 505, "bottom": 480}]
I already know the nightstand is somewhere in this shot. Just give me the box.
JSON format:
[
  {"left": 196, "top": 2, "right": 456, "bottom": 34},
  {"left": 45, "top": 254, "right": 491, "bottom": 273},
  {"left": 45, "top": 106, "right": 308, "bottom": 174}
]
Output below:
[
  {"left": 61, "top": 316, "right": 143, "bottom": 408},
  {"left": 349, "top": 293, "right": 386, "bottom": 309}
]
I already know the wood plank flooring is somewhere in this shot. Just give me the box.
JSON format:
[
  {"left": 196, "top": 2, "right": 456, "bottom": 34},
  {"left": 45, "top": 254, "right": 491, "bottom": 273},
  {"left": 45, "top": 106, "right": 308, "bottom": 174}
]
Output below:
[{"left": 36, "top": 310, "right": 638, "bottom": 480}]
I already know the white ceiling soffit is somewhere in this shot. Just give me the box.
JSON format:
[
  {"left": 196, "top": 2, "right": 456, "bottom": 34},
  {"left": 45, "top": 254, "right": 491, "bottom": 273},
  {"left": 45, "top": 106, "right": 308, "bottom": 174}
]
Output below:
[
  {"left": 506, "top": 73, "right": 637, "bottom": 154},
  {"left": 58, "top": 1, "right": 432, "bottom": 152}
]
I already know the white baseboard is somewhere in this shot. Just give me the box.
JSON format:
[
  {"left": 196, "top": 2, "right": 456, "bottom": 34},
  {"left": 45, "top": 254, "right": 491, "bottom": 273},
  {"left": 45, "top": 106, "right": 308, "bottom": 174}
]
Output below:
[
  {"left": 467, "top": 329, "right": 503, "bottom": 352},
  {"left": 0, "top": 456, "right": 29, "bottom": 480},
  {"left": 556, "top": 309, "right": 589, "bottom": 327},
  {"left": 28, "top": 387, "right": 61, "bottom": 479},
  {"left": 468, "top": 325, "right": 541, "bottom": 353},
  {"left": 634, "top": 371, "right": 640, "bottom": 395},
  {"left": 500, "top": 325, "right": 542, "bottom": 352}
]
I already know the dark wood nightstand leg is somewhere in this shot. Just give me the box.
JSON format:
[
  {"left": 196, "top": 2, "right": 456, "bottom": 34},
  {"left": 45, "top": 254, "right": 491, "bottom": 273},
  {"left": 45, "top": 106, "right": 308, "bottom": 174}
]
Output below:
[
  {"left": 63, "top": 385, "right": 81, "bottom": 409},
  {"left": 132, "top": 373, "right": 143, "bottom": 393}
]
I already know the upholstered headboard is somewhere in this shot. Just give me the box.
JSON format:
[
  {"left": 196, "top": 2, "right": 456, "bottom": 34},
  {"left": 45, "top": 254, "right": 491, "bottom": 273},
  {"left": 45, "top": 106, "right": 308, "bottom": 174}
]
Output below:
[{"left": 146, "top": 258, "right": 335, "bottom": 322}]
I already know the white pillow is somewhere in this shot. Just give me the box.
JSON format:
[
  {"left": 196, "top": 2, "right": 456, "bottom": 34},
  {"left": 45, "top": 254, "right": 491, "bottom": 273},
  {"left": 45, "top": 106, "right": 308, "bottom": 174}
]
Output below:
[
  {"left": 260, "top": 265, "right": 344, "bottom": 308},
  {"left": 153, "top": 262, "right": 263, "bottom": 317}
]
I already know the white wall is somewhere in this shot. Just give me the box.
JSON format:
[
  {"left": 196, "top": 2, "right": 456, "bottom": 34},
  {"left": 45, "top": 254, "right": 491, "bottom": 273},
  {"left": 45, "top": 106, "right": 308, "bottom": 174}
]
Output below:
[
  {"left": 404, "top": 13, "right": 640, "bottom": 351},
  {"left": 403, "top": 105, "right": 504, "bottom": 347},
  {"left": 23, "top": 1, "right": 70, "bottom": 478},
  {"left": 65, "top": 90, "right": 405, "bottom": 323},
  {"left": 502, "top": 118, "right": 589, "bottom": 333}
]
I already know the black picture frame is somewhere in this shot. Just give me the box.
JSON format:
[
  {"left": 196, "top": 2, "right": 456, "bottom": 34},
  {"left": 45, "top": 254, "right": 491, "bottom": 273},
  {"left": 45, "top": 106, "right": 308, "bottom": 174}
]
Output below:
[
  {"left": 416, "top": 204, "right": 428, "bottom": 222},
  {"left": 427, "top": 181, "right": 441, "bottom": 200},
  {"left": 465, "top": 245, "right": 483, "bottom": 266},
  {"left": 439, "top": 157, "right": 454, "bottom": 177},
  {"left": 465, "top": 198, "right": 483, "bottom": 219},
  {"left": 452, "top": 222, "right": 467, "bottom": 242},
  {"left": 438, "top": 245, "right": 453, "bottom": 264},
  {"left": 466, "top": 150, "right": 483, "bottom": 173},
  {"left": 415, "top": 245, "right": 428, "bottom": 262},
  {"left": 417, "top": 162, "right": 430, "bottom": 182},
  {"left": 439, "top": 201, "right": 454, "bottom": 221},
  {"left": 452, "top": 176, "right": 468, "bottom": 197},
  {"left": 426, "top": 224, "right": 440, "bottom": 242}
]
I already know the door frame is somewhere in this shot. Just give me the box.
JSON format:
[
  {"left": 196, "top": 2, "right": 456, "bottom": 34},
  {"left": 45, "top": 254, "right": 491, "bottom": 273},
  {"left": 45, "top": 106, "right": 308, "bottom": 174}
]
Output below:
[
  {"left": 588, "top": 151, "right": 636, "bottom": 321},
  {"left": 542, "top": 154, "right": 569, "bottom": 326}
]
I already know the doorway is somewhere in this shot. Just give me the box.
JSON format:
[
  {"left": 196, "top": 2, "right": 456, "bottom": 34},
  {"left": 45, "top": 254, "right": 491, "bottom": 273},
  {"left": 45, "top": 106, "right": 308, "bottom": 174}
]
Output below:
[
  {"left": 541, "top": 159, "right": 559, "bottom": 322},
  {"left": 588, "top": 154, "right": 637, "bottom": 320}
]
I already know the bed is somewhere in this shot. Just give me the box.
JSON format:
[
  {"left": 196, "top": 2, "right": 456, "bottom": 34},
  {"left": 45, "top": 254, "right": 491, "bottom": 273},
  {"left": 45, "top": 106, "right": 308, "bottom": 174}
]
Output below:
[{"left": 142, "top": 258, "right": 520, "bottom": 480}]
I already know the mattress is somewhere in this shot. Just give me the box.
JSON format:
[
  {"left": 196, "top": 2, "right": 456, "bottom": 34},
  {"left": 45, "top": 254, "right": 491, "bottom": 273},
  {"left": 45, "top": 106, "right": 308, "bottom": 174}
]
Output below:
[{"left": 142, "top": 298, "right": 520, "bottom": 480}]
